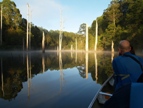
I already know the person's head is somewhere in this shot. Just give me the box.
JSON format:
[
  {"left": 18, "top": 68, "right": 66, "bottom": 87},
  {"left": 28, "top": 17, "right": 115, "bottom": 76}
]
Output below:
[{"left": 118, "top": 40, "right": 131, "bottom": 55}]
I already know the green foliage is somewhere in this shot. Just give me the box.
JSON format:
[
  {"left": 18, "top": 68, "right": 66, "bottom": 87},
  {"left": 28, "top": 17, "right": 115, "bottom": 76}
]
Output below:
[
  {"left": 88, "top": 33, "right": 94, "bottom": 50},
  {"left": 78, "top": 23, "right": 86, "bottom": 35},
  {"left": 46, "top": 30, "right": 86, "bottom": 50},
  {"left": 1, "top": 0, "right": 143, "bottom": 51},
  {"left": 89, "top": 0, "right": 143, "bottom": 51},
  {"left": 2, "top": 0, "right": 22, "bottom": 29}
]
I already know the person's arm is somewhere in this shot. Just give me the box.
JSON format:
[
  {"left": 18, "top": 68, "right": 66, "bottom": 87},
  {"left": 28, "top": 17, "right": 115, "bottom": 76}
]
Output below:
[{"left": 112, "top": 59, "right": 118, "bottom": 88}]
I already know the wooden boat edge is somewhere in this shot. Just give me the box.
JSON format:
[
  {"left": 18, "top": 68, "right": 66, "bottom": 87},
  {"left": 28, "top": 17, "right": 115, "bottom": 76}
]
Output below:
[{"left": 88, "top": 74, "right": 114, "bottom": 108}]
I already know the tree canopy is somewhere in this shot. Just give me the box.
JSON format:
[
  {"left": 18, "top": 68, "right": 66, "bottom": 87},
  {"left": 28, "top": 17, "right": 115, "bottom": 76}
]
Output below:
[{"left": 0, "top": 0, "right": 143, "bottom": 51}]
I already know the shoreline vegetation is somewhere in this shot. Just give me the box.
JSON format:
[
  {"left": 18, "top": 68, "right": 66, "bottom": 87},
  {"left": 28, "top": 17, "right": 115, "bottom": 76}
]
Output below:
[
  {"left": 0, "top": 0, "right": 143, "bottom": 52},
  {"left": 0, "top": 50, "right": 110, "bottom": 54}
]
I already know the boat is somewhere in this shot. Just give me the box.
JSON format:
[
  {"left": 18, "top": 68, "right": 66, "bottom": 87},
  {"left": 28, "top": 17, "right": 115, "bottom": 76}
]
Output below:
[{"left": 88, "top": 75, "right": 114, "bottom": 108}]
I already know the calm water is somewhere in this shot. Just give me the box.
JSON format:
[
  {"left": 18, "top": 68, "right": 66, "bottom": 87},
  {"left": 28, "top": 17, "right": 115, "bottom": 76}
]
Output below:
[{"left": 1, "top": 51, "right": 140, "bottom": 108}]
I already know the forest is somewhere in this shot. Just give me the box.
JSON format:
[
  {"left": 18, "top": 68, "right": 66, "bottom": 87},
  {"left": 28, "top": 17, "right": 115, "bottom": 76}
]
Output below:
[{"left": 0, "top": 0, "right": 143, "bottom": 51}]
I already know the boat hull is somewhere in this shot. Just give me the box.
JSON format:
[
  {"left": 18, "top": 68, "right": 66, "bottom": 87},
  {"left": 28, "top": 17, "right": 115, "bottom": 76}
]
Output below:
[{"left": 88, "top": 75, "right": 114, "bottom": 108}]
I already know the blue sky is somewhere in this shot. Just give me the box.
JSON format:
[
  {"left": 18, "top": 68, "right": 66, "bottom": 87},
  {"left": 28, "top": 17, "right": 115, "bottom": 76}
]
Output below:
[{"left": 12, "top": 0, "right": 111, "bottom": 33}]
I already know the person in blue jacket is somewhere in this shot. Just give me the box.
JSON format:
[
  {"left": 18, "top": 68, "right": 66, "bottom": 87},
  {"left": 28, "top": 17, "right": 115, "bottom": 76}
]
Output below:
[
  {"left": 103, "top": 40, "right": 143, "bottom": 108},
  {"left": 112, "top": 40, "right": 143, "bottom": 91}
]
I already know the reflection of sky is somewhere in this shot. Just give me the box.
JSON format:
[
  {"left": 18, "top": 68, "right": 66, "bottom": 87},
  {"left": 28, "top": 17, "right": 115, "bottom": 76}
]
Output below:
[{"left": 0, "top": 67, "right": 100, "bottom": 108}]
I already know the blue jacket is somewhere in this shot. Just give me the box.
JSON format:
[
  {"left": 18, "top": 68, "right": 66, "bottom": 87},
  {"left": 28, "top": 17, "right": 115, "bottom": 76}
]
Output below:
[{"left": 112, "top": 52, "right": 143, "bottom": 90}]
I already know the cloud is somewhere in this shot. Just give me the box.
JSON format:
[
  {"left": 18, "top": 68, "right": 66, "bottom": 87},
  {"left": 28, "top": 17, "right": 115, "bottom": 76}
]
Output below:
[
  {"left": 18, "top": 0, "right": 61, "bottom": 18},
  {"left": 14, "top": 0, "right": 111, "bottom": 32},
  {"left": 15, "top": 0, "right": 71, "bottom": 30},
  {"left": 30, "top": 0, "right": 62, "bottom": 17}
]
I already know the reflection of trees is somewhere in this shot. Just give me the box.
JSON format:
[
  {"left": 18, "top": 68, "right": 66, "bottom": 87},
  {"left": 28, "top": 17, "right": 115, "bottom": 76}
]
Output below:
[
  {"left": 42, "top": 54, "right": 45, "bottom": 73},
  {"left": 77, "top": 64, "right": 86, "bottom": 78},
  {"left": 26, "top": 53, "right": 32, "bottom": 98},
  {"left": 0, "top": 51, "right": 114, "bottom": 100},
  {"left": 77, "top": 52, "right": 88, "bottom": 79},
  {"left": 95, "top": 53, "right": 98, "bottom": 82},
  {"left": 0, "top": 58, "right": 4, "bottom": 98},
  {"left": 92, "top": 52, "right": 113, "bottom": 84},
  {"left": 0, "top": 52, "right": 84, "bottom": 100},
  {"left": 85, "top": 52, "right": 88, "bottom": 79},
  {"left": 0, "top": 69, "right": 23, "bottom": 100},
  {"left": 4, "top": 72, "right": 23, "bottom": 100},
  {"left": 59, "top": 51, "right": 64, "bottom": 91},
  {"left": 76, "top": 52, "right": 113, "bottom": 81},
  {"left": 0, "top": 55, "right": 25, "bottom": 100}
]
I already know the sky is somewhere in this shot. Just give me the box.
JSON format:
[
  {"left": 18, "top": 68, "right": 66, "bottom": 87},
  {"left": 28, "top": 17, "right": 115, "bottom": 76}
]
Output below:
[{"left": 11, "top": 0, "right": 111, "bottom": 33}]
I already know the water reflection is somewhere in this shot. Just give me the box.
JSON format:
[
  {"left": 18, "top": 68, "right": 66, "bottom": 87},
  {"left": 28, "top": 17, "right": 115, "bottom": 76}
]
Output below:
[
  {"left": 95, "top": 53, "right": 98, "bottom": 82},
  {"left": 0, "top": 51, "right": 115, "bottom": 107},
  {"left": 42, "top": 54, "right": 45, "bottom": 73},
  {"left": 59, "top": 51, "right": 64, "bottom": 91},
  {"left": 85, "top": 52, "right": 88, "bottom": 79},
  {"left": 0, "top": 55, "right": 23, "bottom": 101},
  {"left": 75, "top": 51, "right": 77, "bottom": 63},
  {"left": 111, "top": 52, "right": 114, "bottom": 62},
  {"left": 1, "top": 58, "right": 4, "bottom": 97},
  {"left": 26, "top": 53, "right": 32, "bottom": 98}
]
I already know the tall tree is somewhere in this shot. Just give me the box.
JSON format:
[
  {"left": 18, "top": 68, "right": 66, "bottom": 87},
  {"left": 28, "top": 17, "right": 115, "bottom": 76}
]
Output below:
[
  {"left": 1, "top": 0, "right": 24, "bottom": 47},
  {"left": 2, "top": 0, "right": 22, "bottom": 29},
  {"left": 122, "top": 0, "right": 143, "bottom": 47},
  {"left": 102, "top": 0, "right": 122, "bottom": 50}
]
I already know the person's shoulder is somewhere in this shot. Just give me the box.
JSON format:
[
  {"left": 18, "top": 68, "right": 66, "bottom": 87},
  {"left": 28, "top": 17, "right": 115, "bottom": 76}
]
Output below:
[
  {"left": 132, "top": 54, "right": 143, "bottom": 62},
  {"left": 132, "top": 54, "right": 142, "bottom": 58}
]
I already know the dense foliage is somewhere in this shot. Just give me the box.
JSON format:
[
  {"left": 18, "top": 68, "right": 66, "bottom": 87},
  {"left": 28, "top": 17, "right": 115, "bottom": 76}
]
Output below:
[
  {"left": 0, "top": 0, "right": 143, "bottom": 51},
  {"left": 90, "top": 0, "right": 143, "bottom": 51}
]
